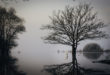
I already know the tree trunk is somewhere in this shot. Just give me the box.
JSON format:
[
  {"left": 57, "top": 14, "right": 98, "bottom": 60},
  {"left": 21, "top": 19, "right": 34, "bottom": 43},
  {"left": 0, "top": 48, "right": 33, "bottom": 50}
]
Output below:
[
  {"left": 72, "top": 45, "right": 77, "bottom": 75},
  {"left": 0, "top": 45, "right": 9, "bottom": 75}
]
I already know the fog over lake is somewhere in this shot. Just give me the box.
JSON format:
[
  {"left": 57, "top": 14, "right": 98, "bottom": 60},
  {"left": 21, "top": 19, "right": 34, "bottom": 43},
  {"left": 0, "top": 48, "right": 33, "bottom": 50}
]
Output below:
[{"left": 1, "top": 0, "right": 110, "bottom": 75}]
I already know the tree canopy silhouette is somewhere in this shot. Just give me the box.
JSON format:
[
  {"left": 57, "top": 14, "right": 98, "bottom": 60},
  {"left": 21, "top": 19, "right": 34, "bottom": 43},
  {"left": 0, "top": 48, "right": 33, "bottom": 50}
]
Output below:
[
  {"left": 42, "top": 3, "right": 108, "bottom": 75},
  {"left": 0, "top": 6, "right": 25, "bottom": 53},
  {"left": 0, "top": 6, "right": 25, "bottom": 75}
]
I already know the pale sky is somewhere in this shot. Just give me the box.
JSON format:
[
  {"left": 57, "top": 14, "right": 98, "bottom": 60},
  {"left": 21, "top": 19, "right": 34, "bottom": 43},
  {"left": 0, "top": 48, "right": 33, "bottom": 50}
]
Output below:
[{"left": 0, "top": 0, "right": 110, "bottom": 74}]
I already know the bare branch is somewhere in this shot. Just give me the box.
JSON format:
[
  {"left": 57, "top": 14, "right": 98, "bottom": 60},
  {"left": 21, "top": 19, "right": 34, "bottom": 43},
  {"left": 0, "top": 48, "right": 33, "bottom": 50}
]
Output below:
[{"left": 42, "top": 3, "right": 109, "bottom": 47}]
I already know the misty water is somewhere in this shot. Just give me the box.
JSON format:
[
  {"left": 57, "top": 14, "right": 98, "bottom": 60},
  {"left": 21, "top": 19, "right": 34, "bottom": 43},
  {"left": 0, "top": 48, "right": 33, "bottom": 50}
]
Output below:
[{"left": 17, "top": 51, "right": 110, "bottom": 75}]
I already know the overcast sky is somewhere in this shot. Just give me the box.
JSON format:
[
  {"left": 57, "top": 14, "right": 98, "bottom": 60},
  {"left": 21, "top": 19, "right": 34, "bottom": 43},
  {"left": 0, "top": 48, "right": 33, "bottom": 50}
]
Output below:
[{"left": 0, "top": 0, "right": 110, "bottom": 73}]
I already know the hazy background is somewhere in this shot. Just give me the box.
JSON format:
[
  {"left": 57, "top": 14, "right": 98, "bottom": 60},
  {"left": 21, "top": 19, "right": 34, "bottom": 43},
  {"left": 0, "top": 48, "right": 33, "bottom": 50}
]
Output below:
[{"left": 0, "top": 0, "right": 110, "bottom": 74}]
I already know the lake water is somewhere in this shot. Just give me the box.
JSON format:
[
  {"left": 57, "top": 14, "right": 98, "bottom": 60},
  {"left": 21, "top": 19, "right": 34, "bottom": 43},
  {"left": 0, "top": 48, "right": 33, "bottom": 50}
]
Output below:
[{"left": 19, "top": 51, "right": 110, "bottom": 75}]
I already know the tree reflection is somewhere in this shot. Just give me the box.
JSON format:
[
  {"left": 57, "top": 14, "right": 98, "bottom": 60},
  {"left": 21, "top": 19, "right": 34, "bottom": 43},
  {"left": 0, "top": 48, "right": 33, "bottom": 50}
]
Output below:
[
  {"left": 43, "top": 62, "right": 107, "bottom": 75},
  {"left": 83, "top": 52, "right": 103, "bottom": 60},
  {"left": 43, "top": 62, "right": 84, "bottom": 75},
  {"left": 0, "top": 54, "right": 26, "bottom": 75},
  {"left": 105, "top": 52, "right": 110, "bottom": 60},
  {"left": 93, "top": 52, "right": 110, "bottom": 65}
]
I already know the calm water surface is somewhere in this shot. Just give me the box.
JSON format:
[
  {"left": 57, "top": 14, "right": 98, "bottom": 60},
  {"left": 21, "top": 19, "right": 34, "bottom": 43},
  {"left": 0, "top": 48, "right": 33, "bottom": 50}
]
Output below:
[{"left": 19, "top": 51, "right": 110, "bottom": 75}]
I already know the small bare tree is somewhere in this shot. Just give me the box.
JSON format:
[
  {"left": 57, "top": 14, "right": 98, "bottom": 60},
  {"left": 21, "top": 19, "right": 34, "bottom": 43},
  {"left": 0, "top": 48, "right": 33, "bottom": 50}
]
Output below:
[{"left": 42, "top": 3, "right": 108, "bottom": 75}]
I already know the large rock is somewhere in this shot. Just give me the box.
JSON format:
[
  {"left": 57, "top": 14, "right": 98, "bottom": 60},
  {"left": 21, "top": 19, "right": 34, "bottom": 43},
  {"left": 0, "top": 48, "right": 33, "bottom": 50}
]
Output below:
[{"left": 83, "top": 43, "right": 103, "bottom": 52}]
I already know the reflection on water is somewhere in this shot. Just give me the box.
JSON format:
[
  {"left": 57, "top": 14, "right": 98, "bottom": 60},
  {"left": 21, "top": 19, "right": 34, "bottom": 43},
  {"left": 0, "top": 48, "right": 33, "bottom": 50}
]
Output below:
[
  {"left": 105, "top": 53, "right": 110, "bottom": 60},
  {"left": 43, "top": 62, "right": 107, "bottom": 75},
  {"left": 83, "top": 52, "right": 103, "bottom": 60},
  {"left": 0, "top": 55, "right": 26, "bottom": 75},
  {"left": 43, "top": 52, "right": 110, "bottom": 75},
  {"left": 43, "top": 62, "right": 85, "bottom": 75},
  {"left": 10, "top": 51, "right": 110, "bottom": 75}
]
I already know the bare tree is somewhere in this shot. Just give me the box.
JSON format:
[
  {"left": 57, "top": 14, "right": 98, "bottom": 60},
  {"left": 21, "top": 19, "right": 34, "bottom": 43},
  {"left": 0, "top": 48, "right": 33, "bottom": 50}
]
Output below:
[
  {"left": 42, "top": 3, "right": 109, "bottom": 75},
  {"left": 0, "top": 6, "right": 25, "bottom": 75}
]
